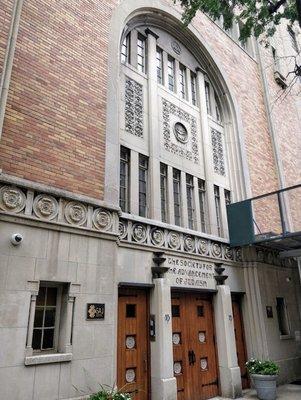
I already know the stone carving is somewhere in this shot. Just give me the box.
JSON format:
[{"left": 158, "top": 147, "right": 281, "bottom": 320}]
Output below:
[
  {"left": 0, "top": 183, "right": 118, "bottom": 235},
  {"left": 151, "top": 228, "right": 165, "bottom": 246},
  {"left": 33, "top": 194, "right": 58, "bottom": 220},
  {"left": 224, "top": 246, "right": 234, "bottom": 260},
  {"left": 93, "top": 208, "right": 112, "bottom": 231},
  {"left": 235, "top": 248, "right": 243, "bottom": 262},
  {"left": 0, "top": 186, "right": 26, "bottom": 213},
  {"left": 125, "top": 336, "right": 136, "bottom": 349},
  {"left": 64, "top": 201, "right": 87, "bottom": 226},
  {"left": 132, "top": 223, "right": 147, "bottom": 243},
  {"left": 171, "top": 41, "right": 181, "bottom": 55},
  {"left": 211, "top": 128, "right": 225, "bottom": 176},
  {"left": 211, "top": 243, "right": 222, "bottom": 258},
  {"left": 125, "top": 77, "right": 143, "bottom": 137},
  {"left": 184, "top": 235, "right": 195, "bottom": 252},
  {"left": 162, "top": 99, "right": 199, "bottom": 163},
  {"left": 174, "top": 122, "right": 188, "bottom": 143},
  {"left": 173, "top": 362, "right": 182, "bottom": 374},
  {"left": 125, "top": 369, "right": 136, "bottom": 383},
  {"left": 167, "top": 231, "right": 181, "bottom": 250},
  {"left": 119, "top": 220, "right": 128, "bottom": 239},
  {"left": 198, "top": 239, "right": 209, "bottom": 255}
]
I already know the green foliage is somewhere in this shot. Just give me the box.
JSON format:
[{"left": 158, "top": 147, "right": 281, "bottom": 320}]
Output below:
[
  {"left": 89, "top": 385, "right": 132, "bottom": 400},
  {"left": 175, "top": 0, "right": 300, "bottom": 41},
  {"left": 245, "top": 358, "right": 280, "bottom": 376}
]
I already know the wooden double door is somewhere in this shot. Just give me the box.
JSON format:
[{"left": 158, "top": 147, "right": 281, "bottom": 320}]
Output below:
[
  {"left": 117, "top": 288, "right": 149, "bottom": 400},
  {"left": 171, "top": 291, "right": 219, "bottom": 400}
]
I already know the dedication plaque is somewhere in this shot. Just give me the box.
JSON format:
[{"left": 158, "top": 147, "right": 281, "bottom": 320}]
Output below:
[{"left": 87, "top": 303, "right": 105, "bottom": 320}]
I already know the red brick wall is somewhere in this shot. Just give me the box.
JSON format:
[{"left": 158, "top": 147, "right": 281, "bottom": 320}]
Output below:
[
  {"left": 0, "top": 0, "right": 117, "bottom": 199},
  {"left": 1, "top": 0, "right": 298, "bottom": 205}
]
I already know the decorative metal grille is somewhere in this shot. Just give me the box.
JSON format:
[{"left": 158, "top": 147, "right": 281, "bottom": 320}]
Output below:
[
  {"left": 211, "top": 128, "right": 225, "bottom": 176},
  {"left": 125, "top": 77, "right": 143, "bottom": 137}
]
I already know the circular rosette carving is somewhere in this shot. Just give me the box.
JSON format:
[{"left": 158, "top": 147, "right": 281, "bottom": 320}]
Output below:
[
  {"left": 119, "top": 221, "right": 128, "bottom": 239},
  {"left": 92, "top": 208, "right": 112, "bottom": 231},
  {"left": 33, "top": 194, "right": 58, "bottom": 220},
  {"left": 224, "top": 246, "right": 234, "bottom": 260},
  {"left": 64, "top": 201, "right": 87, "bottom": 226},
  {"left": 184, "top": 235, "right": 195, "bottom": 252},
  {"left": 211, "top": 243, "right": 222, "bottom": 258},
  {"left": 150, "top": 228, "right": 165, "bottom": 247},
  {"left": 0, "top": 186, "right": 26, "bottom": 213},
  {"left": 198, "top": 239, "right": 209, "bottom": 255},
  {"left": 174, "top": 122, "right": 188, "bottom": 144},
  {"left": 132, "top": 224, "right": 147, "bottom": 243},
  {"left": 236, "top": 248, "right": 243, "bottom": 262},
  {"left": 167, "top": 231, "right": 181, "bottom": 250}
]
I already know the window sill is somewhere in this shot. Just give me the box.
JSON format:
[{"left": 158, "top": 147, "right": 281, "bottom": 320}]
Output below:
[{"left": 25, "top": 352, "right": 72, "bottom": 366}]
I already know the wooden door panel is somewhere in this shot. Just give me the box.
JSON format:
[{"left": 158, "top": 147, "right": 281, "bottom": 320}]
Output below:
[
  {"left": 190, "top": 296, "right": 219, "bottom": 400},
  {"left": 232, "top": 298, "right": 249, "bottom": 389},
  {"left": 117, "top": 289, "right": 149, "bottom": 400},
  {"left": 171, "top": 293, "right": 190, "bottom": 400},
  {"left": 172, "top": 292, "right": 219, "bottom": 400}
]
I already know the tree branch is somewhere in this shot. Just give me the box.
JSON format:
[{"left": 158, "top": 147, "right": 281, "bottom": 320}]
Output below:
[{"left": 268, "top": 0, "right": 287, "bottom": 14}]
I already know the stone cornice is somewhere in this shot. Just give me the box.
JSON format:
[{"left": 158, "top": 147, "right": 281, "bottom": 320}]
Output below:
[
  {"left": 0, "top": 180, "right": 119, "bottom": 236},
  {"left": 0, "top": 173, "right": 120, "bottom": 212}
]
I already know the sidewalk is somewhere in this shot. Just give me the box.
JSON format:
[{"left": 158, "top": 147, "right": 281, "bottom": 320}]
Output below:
[{"left": 213, "top": 383, "right": 301, "bottom": 399}]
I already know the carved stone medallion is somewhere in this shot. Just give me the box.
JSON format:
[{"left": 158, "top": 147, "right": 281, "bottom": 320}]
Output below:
[
  {"left": 132, "top": 223, "right": 147, "bottom": 243},
  {"left": 199, "top": 331, "right": 206, "bottom": 343},
  {"left": 167, "top": 231, "right": 181, "bottom": 250},
  {"left": 184, "top": 235, "right": 195, "bottom": 252},
  {"left": 173, "top": 362, "right": 182, "bottom": 375},
  {"left": 198, "top": 239, "right": 209, "bottom": 255},
  {"left": 125, "top": 336, "right": 136, "bottom": 349},
  {"left": 200, "top": 358, "right": 208, "bottom": 370},
  {"left": 125, "top": 369, "right": 136, "bottom": 383},
  {"left": 224, "top": 246, "right": 234, "bottom": 260},
  {"left": 0, "top": 186, "right": 26, "bottom": 213},
  {"left": 93, "top": 208, "right": 112, "bottom": 231},
  {"left": 172, "top": 333, "right": 181, "bottom": 345},
  {"left": 119, "top": 221, "right": 128, "bottom": 239},
  {"left": 211, "top": 243, "right": 222, "bottom": 258},
  {"left": 64, "top": 201, "right": 87, "bottom": 226},
  {"left": 171, "top": 41, "right": 181, "bottom": 55},
  {"left": 151, "top": 228, "right": 165, "bottom": 246},
  {"left": 174, "top": 122, "right": 188, "bottom": 144},
  {"left": 33, "top": 194, "right": 58, "bottom": 220}
]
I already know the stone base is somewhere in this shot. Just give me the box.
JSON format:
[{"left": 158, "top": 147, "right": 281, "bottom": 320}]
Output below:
[
  {"left": 219, "top": 366, "right": 242, "bottom": 399},
  {"left": 151, "top": 377, "right": 177, "bottom": 400}
]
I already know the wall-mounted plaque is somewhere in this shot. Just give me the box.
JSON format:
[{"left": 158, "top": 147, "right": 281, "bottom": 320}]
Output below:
[
  {"left": 87, "top": 303, "right": 105, "bottom": 320},
  {"left": 266, "top": 306, "right": 273, "bottom": 318}
]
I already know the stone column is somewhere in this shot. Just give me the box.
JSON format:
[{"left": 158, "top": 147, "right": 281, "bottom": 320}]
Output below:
[
  {"left": 150, "top": 278, "right": 177, "bottom": 400},
  {"left": 213, "top": 285, "right": 242, "bottom": 398},
  {"left": 25, "top": 294, "right": 37, "bottom": 357},
  {"left": 195, "top": 69, "right": 217, "bottom": 235},
  {"left": 145, "top": 29, "right": 161, "bottom": 221}
]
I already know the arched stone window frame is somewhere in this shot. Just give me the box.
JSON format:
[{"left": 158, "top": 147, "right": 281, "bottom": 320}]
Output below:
[{"left": 104, "top": 0, "right": 252, "bottom": 238}]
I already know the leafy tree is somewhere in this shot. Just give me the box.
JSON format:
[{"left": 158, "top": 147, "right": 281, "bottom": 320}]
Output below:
[{"left": 176, "top": 0, "right": 301, "bottom": 41}]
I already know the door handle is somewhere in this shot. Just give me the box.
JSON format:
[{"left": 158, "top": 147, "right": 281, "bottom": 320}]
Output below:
[
  {"left": 191, "top": 350, "right": 196, "bottom": 365},
  {"left": 188, "top": 350, "right": 196, "bottom": 365}
]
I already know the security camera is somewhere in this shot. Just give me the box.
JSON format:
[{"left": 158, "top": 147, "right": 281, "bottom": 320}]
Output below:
[{"left": 11, "top": 233, "right": 23, "bottom": 246}]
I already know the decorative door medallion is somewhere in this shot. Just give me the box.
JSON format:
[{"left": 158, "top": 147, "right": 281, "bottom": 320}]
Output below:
[
  {"left": 172, "top": 292, "right": 219, "bottom": 400},
  {"left": 117, "top": 288, "right": 149, "bottom": 400},
  {"left": 232, "top": 296, "right": 250, "bottom": 389}
]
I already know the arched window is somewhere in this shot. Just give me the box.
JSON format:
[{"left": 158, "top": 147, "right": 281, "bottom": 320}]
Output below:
[{"left": 117, "top": 23, "right": 237, "bottom": 238}]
